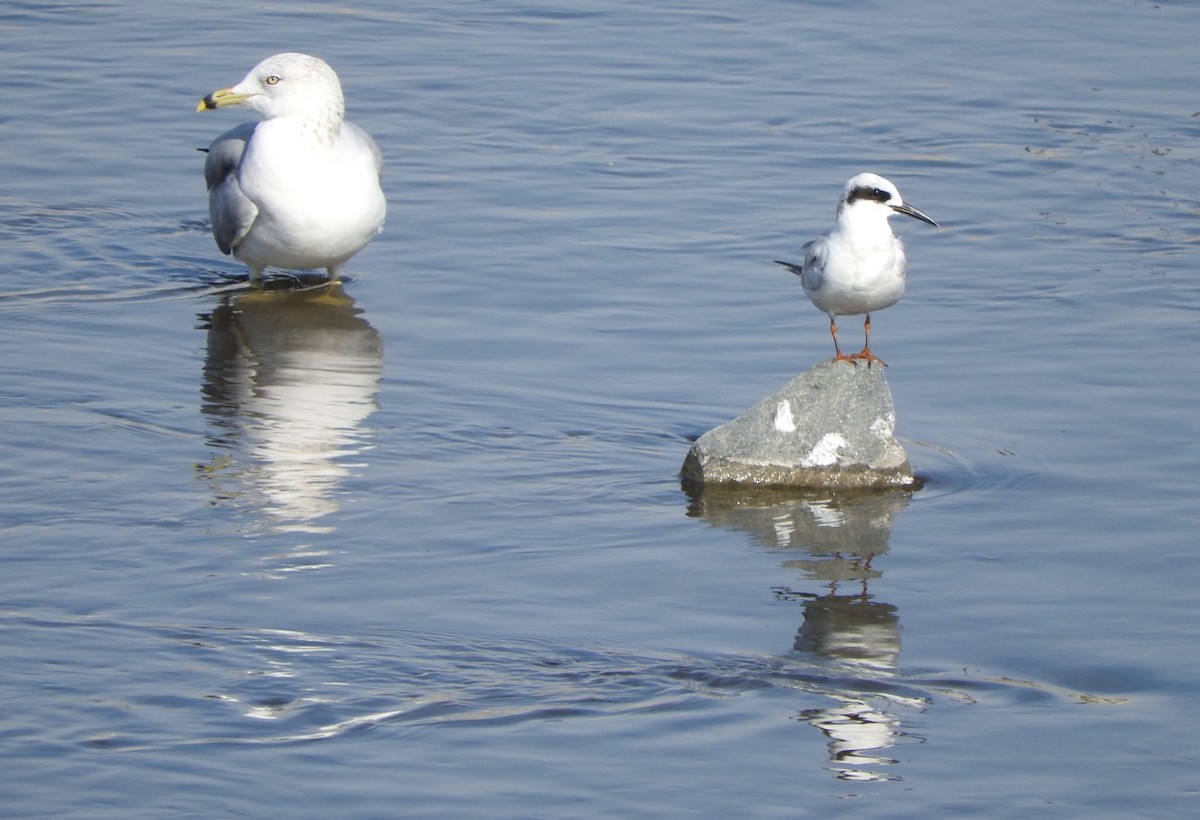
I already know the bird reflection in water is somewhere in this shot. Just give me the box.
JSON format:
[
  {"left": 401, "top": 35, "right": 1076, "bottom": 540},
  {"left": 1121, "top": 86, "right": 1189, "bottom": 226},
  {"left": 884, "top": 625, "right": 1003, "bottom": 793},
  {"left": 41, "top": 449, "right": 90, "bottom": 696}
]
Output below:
[
  {"left": 687, "top": 485, "right": 921, "bottom": 781},
  {"left": 197, "top": 281, "right": 382, "bottom": 534}
]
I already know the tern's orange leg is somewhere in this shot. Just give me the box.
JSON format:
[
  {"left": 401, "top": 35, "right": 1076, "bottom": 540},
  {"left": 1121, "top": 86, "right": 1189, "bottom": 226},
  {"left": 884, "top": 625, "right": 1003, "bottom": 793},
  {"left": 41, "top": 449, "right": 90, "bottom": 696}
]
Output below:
[
  {"left": 828, "top": 317, "right": 856, "bottom": 363},
  {"left": 847, "top": 314, "right": 888, "bottom": 367}
]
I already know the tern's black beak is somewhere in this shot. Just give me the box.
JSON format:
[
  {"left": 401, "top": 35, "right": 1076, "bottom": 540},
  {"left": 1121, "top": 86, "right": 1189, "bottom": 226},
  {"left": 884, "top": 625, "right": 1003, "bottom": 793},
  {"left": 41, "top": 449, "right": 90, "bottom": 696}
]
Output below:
[{"left": 891, "top": 202, "right": 939, "bottom": 227}]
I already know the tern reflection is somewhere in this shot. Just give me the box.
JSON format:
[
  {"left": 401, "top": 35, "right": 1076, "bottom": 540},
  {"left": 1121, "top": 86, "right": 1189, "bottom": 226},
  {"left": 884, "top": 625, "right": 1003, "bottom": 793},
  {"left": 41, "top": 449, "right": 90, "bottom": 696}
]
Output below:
[
  {"left": 687, "top": 485, "right": 916, "bottom": 781},
  {"left": 198, "top": 283, "right": 382, "bottom": 533}
]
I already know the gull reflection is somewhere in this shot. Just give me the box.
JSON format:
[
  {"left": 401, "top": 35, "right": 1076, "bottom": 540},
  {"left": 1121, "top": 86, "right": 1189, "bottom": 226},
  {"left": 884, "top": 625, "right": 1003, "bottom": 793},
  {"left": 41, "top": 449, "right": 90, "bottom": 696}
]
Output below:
[
  {"left": 686, "top": 485, "right": 917, "bottom": 781},
  {"left": 198, "top": 283, "right": 382, "bottom": 534}
]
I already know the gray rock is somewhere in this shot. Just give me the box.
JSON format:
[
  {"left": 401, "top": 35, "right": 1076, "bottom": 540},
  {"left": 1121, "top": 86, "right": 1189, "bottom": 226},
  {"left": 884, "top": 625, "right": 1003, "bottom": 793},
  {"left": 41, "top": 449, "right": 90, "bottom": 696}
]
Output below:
[{"left": 681, "top": 360, "right": 914, "bottom": 489}]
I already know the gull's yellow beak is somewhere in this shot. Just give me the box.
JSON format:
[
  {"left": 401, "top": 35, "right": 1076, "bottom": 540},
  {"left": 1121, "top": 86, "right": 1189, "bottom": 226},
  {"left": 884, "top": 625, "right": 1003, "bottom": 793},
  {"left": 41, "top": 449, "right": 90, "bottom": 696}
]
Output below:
[{"left": 196, "top": 87, "right": 250, "bottom": 112}]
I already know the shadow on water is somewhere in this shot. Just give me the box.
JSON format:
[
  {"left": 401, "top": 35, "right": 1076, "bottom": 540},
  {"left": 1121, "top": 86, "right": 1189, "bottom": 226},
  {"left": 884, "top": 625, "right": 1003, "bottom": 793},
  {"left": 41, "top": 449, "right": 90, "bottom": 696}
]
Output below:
[{"left": 196, "top": 280, "right": 382, "bottom": 534}]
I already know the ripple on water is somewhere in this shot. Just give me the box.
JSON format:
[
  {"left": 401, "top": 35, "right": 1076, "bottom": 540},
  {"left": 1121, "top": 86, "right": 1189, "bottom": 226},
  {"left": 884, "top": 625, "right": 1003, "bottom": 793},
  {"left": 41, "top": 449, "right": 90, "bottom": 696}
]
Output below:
[
  {"left": 906, "top": 436, "right": 1041, "bottom": 504},
  {"left": 0, "top": 196, "right": 240, "bottom": 308},
  {"left": 1, "top": 611, "right": 1124, "bottom": 767}
]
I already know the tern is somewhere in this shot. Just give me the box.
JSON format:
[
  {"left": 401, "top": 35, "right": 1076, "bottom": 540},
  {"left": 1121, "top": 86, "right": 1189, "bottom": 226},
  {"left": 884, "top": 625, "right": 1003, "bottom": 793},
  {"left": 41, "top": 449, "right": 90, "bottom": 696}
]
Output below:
[{"left": 775, "top": 173, "right": 937, "bottom": 366}]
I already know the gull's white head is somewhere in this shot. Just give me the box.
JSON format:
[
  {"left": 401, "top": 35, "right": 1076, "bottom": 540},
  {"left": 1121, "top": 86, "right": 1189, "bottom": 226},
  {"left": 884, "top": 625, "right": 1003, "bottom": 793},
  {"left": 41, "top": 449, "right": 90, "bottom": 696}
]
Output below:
[
  {"left": 836, "top": 172, "right": 938, "bottom": 227},
  {"left": 197, "top": 53, "right": 345, "bottom": 126}
]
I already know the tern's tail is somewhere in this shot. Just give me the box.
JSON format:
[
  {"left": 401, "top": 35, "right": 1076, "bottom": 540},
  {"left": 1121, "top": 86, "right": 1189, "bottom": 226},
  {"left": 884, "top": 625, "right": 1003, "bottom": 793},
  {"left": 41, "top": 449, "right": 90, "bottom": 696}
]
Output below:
[{"left": 774, "top": 260, "right": 804, "bottom": 277}]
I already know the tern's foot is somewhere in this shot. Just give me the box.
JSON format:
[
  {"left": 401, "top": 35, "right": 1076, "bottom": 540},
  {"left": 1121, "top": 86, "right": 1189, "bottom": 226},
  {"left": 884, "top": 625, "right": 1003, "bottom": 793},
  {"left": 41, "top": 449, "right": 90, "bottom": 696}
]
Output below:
[{"left": 847, "top": 348, "right": 887, "bottom": 368}]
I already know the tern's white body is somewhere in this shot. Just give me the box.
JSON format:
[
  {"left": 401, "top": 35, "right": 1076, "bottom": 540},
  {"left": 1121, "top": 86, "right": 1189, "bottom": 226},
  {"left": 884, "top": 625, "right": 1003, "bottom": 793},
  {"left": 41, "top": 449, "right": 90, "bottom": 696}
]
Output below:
[
  {"left": 777, "top": 173, "right": 937, "bottom": 364},
  {"left": 199, "top": 53, "right": 386, "bottom": 281}
]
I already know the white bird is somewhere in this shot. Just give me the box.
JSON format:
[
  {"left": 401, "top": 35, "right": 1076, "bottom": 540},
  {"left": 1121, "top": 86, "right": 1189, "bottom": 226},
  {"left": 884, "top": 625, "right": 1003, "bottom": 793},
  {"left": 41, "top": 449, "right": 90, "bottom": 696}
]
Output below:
[
  {"left": 197, "top": 53, "right": 386, "bottom": 282},
  {"left": 775, "top": 173, "right": 937, "bottom": 366}
]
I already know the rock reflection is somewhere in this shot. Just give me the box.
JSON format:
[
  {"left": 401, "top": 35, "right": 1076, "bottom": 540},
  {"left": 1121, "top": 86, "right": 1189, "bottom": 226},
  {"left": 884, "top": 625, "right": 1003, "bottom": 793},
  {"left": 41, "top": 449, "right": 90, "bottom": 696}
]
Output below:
[
  {"left": 198, "top": 283, "right": 382, "bottom": 533},
  {"left": 686, "top": 485, "right": 917, "bottom": 781}
]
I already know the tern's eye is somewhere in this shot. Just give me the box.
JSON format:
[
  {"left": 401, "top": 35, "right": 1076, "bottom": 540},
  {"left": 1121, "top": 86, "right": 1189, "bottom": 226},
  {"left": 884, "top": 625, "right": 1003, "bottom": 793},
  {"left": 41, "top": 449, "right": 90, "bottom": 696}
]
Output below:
[
  {"left": 265, "top": 75, "right": 281, "bottom": 86},
  {"left": 847, "top": 184, "right": 894, "bottom": 206}
]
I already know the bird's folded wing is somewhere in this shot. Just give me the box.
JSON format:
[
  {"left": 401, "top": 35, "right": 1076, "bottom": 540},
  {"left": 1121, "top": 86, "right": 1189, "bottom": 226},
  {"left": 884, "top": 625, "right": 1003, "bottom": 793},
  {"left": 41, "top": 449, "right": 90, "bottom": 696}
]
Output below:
[
  {"left": 203, "top": 123, "right": 260, "bottom": 255},
  {"left": 344, "top": 121, "right": 384, "bottom": 179},
  {"left": 799, "top": 239, "right": 825, "bottom": 292},
  {"left": 773, "top": 239, "right": 825, "bottom": 290}
]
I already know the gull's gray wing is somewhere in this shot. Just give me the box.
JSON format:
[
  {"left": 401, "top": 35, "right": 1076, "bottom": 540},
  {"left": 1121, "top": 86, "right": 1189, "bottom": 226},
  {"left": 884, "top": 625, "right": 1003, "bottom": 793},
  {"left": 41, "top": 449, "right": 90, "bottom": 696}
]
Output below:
[{"left": 202, "top": 122, "right": 259, "bottom": 255}]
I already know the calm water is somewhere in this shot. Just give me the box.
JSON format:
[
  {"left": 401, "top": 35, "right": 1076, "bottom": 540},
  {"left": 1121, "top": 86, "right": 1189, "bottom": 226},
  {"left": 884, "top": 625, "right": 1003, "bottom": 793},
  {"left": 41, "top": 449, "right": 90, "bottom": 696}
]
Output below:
[{"left": 2, "top": 0, "right": 1199, "bottom": 816}]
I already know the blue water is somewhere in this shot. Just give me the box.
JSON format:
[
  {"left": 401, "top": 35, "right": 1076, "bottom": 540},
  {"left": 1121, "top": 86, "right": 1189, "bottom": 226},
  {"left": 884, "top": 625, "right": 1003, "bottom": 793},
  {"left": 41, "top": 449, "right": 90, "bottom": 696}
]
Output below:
[{"left": 2, "top": 0, "right": 1199, "bottom": 816}]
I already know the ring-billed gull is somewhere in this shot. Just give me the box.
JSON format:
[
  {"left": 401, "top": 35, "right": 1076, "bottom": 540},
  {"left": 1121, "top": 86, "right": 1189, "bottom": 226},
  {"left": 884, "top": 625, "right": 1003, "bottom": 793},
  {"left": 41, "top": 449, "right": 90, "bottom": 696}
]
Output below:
[
  {"left": 197, "top": 53, "right": 386, "bottom": 281},
  {"left": 775, "top": 173, "right": 938, "bottom": 367}
]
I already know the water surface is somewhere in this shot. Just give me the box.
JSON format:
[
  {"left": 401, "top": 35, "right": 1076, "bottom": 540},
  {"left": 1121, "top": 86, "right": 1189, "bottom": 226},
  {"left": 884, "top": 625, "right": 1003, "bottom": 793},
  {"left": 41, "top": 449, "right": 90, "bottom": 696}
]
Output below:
[{"left": 1, "top": 0, "right": 1198, "bottom": 816}]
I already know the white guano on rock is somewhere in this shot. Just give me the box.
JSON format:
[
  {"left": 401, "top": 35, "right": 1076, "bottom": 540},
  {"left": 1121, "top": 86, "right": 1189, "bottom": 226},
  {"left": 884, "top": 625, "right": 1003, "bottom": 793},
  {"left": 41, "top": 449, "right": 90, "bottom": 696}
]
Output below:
[{"left": 681, "top": 360, "right": 914, "bottom": 490}]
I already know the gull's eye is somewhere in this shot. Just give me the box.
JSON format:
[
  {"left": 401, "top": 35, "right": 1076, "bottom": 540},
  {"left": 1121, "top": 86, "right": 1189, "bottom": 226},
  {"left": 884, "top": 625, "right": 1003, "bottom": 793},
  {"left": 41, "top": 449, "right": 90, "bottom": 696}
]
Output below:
[{"left": 265, "top": 75, "right": 281, "bottom": 86}]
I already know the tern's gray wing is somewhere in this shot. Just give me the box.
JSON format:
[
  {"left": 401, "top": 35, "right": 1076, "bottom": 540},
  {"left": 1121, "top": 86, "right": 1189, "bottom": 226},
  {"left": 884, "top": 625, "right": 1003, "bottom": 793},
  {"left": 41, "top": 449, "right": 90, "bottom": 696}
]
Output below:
[
  {"left": 774, "top": 239, "right": 825, "bottom": 292},
  {"left": 203, "top": 122, "right": 260, "bottom": 256},
  {"left": 798, "top": 238, "right": 827, "bottom": 293}
]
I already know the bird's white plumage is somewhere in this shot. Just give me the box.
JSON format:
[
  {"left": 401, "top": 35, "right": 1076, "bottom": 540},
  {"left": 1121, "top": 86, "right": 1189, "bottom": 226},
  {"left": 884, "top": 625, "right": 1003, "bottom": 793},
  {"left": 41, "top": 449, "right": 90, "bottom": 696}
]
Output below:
[
  {"left": 776, "top": 173, "right": 937, "bottom": 364},
  {"left": 199, "top": 53, "right": 386, "bottom": 280}
]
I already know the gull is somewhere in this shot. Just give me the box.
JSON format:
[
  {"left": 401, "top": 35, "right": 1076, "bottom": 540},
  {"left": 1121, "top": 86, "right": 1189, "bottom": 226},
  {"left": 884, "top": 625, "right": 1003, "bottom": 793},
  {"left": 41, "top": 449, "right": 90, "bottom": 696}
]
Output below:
[
  {"left": 775, "top": 173, "right": 937, "bottom": 366},
  {"left": 197, "top": 53, "right": 386, "bottom": 282}
]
